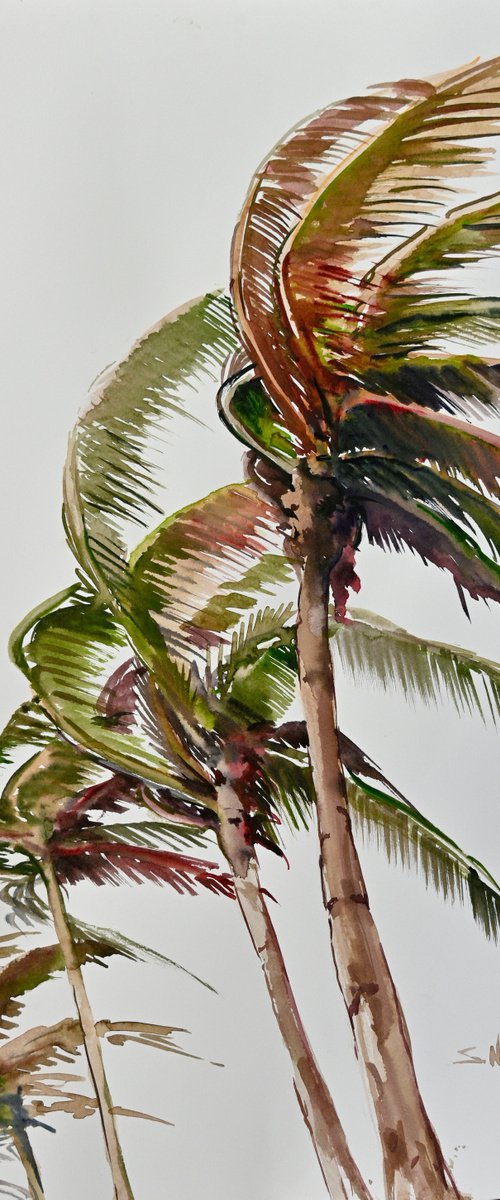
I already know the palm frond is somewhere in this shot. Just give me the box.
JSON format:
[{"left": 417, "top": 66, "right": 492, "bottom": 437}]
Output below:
[
  {"left": 130, "top": 483, "right": 292, "bottom": 667},
  {"left": 360, "top": 355, "right": 500, "bottom": 421},
  {"left": 0, "top": 704, "right": 55, "bottom": 770},
  {"left": 63, "top": 292, "right": 245, "bottom": 761},
  {"left": 332, "top": 608, "right": 500, "bottom": 723},
  {"left": 339, "top": 396, "right": 500, "bottom": 500},
  {"left": 278, "top": 59, "right": 500, "bottom": 391},
  {"left": 64, "top": 292, "right": 239, "bottom": 594},
  {"left": 60, "top": 819, "right": 210, "bottom": 854},
  {"left": 364, "top": 192, "right": 500, "bottom": 362},
  {"left": 0, "top": 1178, "right": 28, "bottom": 1198},
  {"left": 258, "top": 745, "right": 314, "bottom": 834},
  {"left": 348, "top": 776, "right": 500, "bottom": 942},
  {"left": 217, "top": 368, "right": 299, "bottom": 470},
  {"left": 1, "top": 1018, "right": 194, "bottom": 1082},
  {"left": 0, "top": 877, "right": 49, "bottom": 932},
  {"left": 0, "top": 940, "right": 121, "bottom": 1036},
  {"left": 68, "top": 918, "right": 217, "bottom": 993},
  {"left": 11, "top": 590, "right": 207, "bottom": 797},
  {"left": 341, "top": 450, "right": 500, "bottom": 588},
  {"left": 355, "top": 484, "right": 500, "bottom": 611},
  {"left": 52, "top": 836, "right": 234, "bottom": 896},
  {"left": 217, "top": 603, "right": 295, "bottom": 694},
  {"left": 231, "top": 71, "right": 480, "bottom": 437}
]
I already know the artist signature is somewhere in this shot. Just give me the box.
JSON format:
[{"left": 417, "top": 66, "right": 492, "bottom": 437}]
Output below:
[{"left": 455, "top": 1037, "right": 500, "bottom": 1066}]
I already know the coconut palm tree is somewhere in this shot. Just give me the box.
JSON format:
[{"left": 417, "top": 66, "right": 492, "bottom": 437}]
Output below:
[
  {"left": 219, "top": 55, "right": 500, "bottom": 1200},
  {"left": 0, "top": 926, "right": 202, "bottom": 1199},
  {"left": 0, "top": 697, "right": 232, "bottom": 1200}
]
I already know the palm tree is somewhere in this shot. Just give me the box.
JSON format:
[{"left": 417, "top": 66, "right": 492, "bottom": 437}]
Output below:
[
  {"left": 0, "top": 927, "right": 201, "bottom": 1199},
  {"left": 220, "top": 55, "right": 500, "bottom": 1200},
  {"left": 0, "top": 697, "right": 231, "bottom": 1200}
]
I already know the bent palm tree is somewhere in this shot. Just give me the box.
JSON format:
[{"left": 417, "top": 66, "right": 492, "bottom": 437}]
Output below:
[
  {"left": 0, "top": 698, "right": 231, "bottom": 1200},
  {"left": 222, "top": 55, "right": 500, "bottom": 1200},
  {"left": 0, "top": 931, "right": 200, "bottom": 1199}
]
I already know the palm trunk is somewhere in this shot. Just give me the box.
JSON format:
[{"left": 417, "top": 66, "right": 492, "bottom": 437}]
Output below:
[
  {"left": 296, "top": 540, "right": 462, "bottom": 1200},
  {"left": 217, "top": 776, "right": 373, "bottom": 1200},
  {"left": 11, "top": 1128, "right": 45, "bottom": 1200},
  {"left": 43, "top": 857, "right": 134, "bottom": 1200}
]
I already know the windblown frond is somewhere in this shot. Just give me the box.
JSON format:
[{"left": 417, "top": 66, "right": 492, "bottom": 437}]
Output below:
[
  {"left": 11, "top": 590, "right": 207, "bottom": 796},
  {"left": 64, "top": 292, "right": 239, "bottom": 595},
  {"left": 360, "top": 355, "right": 500, "bottom": 420},
  {"left": 332, "top": 608, "right": 500, "bottom": 724},
  {"left": 130, "top": 483, "right": 292, "bottom": 666},
  {"left": 222, "top": 618, "right": 297, "bottom": 724},
  {"left": 0, "top": 940, "right": 120, "bottom": 1035},
  {"left": 357, "top": 486, "right": 500, "bottom": 611},
  {"left": 233, "top": 60, "right": 500, "bottom": 430},
  {"left": 52, "top": 837, "right": 234, "bottom": 895},
  {"left": 339, "top": 397, "right": 500, "bottom": 500},
  {"left": 348, "top": 777, "right": 500, "bottom": 942}
]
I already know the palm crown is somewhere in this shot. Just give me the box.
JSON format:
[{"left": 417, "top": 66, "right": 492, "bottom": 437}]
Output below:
[{"left": 221, "top": 57, "right": 500, "bottom": 619}]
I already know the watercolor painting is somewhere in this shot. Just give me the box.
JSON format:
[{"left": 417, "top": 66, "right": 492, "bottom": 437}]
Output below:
[{"left": 1, "top": 5, "right": 500, "bottom": 1200}]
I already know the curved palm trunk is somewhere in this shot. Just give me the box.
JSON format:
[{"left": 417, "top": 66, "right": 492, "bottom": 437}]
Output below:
[
  {"left": 217, "top": 777, "right": 373, "bottom": 1200},
  {"left": 11, "top": 1128, "right": 45, "bottom": 1200},
  {"left": 296, "top": 541, "right": 462, "bottom": 1200},
  {"left": 43, "top": 858, "right": 134, "bottom": 1200}
]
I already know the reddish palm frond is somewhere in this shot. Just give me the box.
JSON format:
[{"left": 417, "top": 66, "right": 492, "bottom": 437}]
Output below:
[
  {"left": 360, "top": 491, "right": 500, "bottom": 612},
  {"left": 232, "top": 57, "right": 500, "bottom": 442},
  {"left": 51, "top": 840, "right": 234, "bottom": 896},
  {"left": 231, "top": 77, "right": 437, "bottom": 441}
]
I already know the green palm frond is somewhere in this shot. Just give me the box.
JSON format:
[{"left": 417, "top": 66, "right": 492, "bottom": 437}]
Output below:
[
  {"left": 64, "top": 292, "right": 238, "bottom": 594},
  {"left": 217, "top": 368, "right": 299, "bottom": 470},
  {"left": 0, "top": 705, "right": 55, "bottom": 770},
  {"left": 63, "top": 293, "right": 245, "bottom": 754},
  {"left": 280, "top": 60, "right": 500, "bottom": 384},
  {"left": 332, "top": 608, "right": 500, "bottom": 724},
  {"left": 0, "top": 940, "right": 123, "bottom": 1035},
  {"left": 217, "top": 603, "right": 295, "bottom": 694},
  {"left": 259, "top": 746, "right": 313, "bottom": 834},
  {"left": 217, "top": 607, "right": 297, "bottom": 725},
  {"left": 67, "top": 918, "right": 217, "bottom": 993},
  {"left": 227, "top": 641, "right": 297, "bottom": 726},
  {"left": 353, "top": 473, "right": 500, "bottom": 610},
  {"left": 78, "top": 820, "right": 210, "bottom": 855},
  {"left": 9, "top": 590, "right": 207, "bottom": 797},
  {"left": 348, "top": 776, "right": 500, "bottom": 942},
  {"left": 360, "top": 355, "right": 500, "bottom": 421},
  {"left": 339, "top": 398, "right": 500, "bottom": 502}
]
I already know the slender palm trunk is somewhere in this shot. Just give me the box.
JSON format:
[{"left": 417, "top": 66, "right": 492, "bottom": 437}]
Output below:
[
  {"left": 296, "top": 539, "right": 462, "bottom": 1200},
  {"left": 217, "top": 776, "right": 373, "bottom": 1200},
  {"left": 11, "top": 1129, "right": 44, "bottom": 1200},
  {"left": 43, "top": 858, "right": 134, "bottom": 1200}
]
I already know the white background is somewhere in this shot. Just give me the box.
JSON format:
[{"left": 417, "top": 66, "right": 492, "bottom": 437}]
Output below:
[{"left": 1, "top": 2, "right": 500, "bottom": 1198}]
